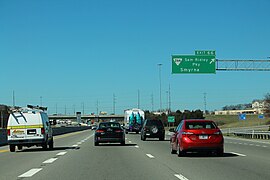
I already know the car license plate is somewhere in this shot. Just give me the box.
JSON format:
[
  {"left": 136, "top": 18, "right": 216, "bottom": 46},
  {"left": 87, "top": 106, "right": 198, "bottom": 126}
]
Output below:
[
  {"left": 146, "top": 133, "right": 150, "bottom": 136},
  {"left": 199, "top": 135, "right": 208, "bottom": 139}
]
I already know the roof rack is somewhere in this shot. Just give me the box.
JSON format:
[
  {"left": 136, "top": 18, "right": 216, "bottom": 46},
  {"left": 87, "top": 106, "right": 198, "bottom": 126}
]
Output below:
[
  {"left": 7, "top": 105, "right": 47, "bottom": 113},
  {"left": 27, "top": 105, "right": 47, "bottom": 111}
]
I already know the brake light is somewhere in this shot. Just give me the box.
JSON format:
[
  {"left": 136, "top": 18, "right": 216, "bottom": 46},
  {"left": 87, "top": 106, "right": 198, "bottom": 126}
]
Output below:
[
  {"left": 96, "top": 129, "right": 105, "bottom": 133},
  {"left": 7, "top": 129, "right": 10, "bottom": 136},
  {"left": 41, "top": 128, "right": 45, "bottom": 134},
  {"left": 115, "top": 130, "right": 123, "bottom": 133}
]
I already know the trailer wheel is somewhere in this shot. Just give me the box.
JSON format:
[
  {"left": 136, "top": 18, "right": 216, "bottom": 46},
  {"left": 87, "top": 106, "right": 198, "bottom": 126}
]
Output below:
[{"left": 10, "top": 145, "right": 16, "bottom": 152}]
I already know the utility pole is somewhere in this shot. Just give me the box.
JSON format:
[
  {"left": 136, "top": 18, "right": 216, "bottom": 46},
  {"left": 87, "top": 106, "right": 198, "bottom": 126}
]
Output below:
[
  {"left": 12, "top": 90, "right": 15, "bottom": 107},
  {"left": 204, "top": 93, "right": 207, "bottom": 114},
  {"left": 113, "top": 94, "right": 116, "bottom": 114},
  {"left": 82, "top": 102, "right": 85, "bottom": 115},
  {"left": 40, "top": 96, "right": 43, "bottom": 106},
  {"left": 137, "top": 90, "right": 140, "bottom": 109},
  {"left": 151, "top": 93, "right": 154, "bottom": 112},
  {"left": 169, "top": 83, "right": 171, "bottom": 113},
  {"left": 158, "top": 63, "right": 162, "bottom": 112}
]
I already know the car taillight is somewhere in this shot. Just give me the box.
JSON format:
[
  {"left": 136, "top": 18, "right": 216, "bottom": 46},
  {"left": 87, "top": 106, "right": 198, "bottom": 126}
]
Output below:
[
  {"left": 41, "top": 128, "right": 45, "bottom": 134},
  {"left": 7, "top": 129, "right": 10, "bottom": 136},
  {"left": 115, "top": 130, "right": 123, "bottom": 133},
  {"left": 96, "top": 130, "right": 105, "bottom": 133}
]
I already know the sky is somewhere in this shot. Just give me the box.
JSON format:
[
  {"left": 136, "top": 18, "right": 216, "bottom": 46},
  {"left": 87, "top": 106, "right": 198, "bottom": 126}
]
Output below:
[{"left": 0, "top": 0, "right": 270, "bottom": 115}]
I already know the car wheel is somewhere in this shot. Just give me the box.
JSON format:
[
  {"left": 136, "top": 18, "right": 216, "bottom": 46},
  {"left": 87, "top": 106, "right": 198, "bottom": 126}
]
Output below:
[
  {"left": 42, "top": 142, "right": 48, "bottom": 150},
  {"left": 94, "top": 142, "right": 99, "bottom": 146},
  {"left": 171, "top": 146, "right": 177, "bottom": 154},
  {"left": 141, "top": 135, "right": 146, "bottom": 141},
  {"left": 178, "top": 147, "right": 185, "bottom": 157},
  {"left": 216, "top": 148, "right": 224, "bottom": 157},
  {"left": 136, "top": 131, "right": 139, "bottom": 134},
  {"left": 159, "top": 136, "right": 165, "bottom": 141},
  {"left": 121, "top": 141, "right": 125, "bottom": 145},
  {"left": 9, "top": 145, "right": 16, "bottom": 152},
  {"left": 49, "top": 138, "right": 54, "bottom": 150},
  {"left": 18, "top": 145, "right": 23, "bottom": 150}
]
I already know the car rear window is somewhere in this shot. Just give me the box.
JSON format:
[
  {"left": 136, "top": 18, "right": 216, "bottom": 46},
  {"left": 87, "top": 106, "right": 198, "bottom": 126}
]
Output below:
[
  {"left": 185, "top": 121, "right": 217, "bottom": 129},
  {"left": 146, "top": 120, "right": 163, "bottom": 126},
  {"left": 99, "top": 123, "right": 120, "bottom": 128}
]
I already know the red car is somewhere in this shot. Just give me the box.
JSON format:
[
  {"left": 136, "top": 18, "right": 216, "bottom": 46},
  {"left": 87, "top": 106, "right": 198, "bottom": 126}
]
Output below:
[{"left": 170, "top": 119, "right": 224, "bottom": 156}]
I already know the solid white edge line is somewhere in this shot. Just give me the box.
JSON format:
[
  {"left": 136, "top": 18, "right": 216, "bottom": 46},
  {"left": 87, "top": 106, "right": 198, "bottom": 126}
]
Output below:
[
  {"left": 230, "top": 152, "right": 246, "bottom": 157},
  {"left": 56, "top": 152, "right": 67, "bottom": 156},
  {"left": 174, "top": 174, "right": 189, "bottom": 180},
  {"left": 146, "top": 154, "right": 155, "bottom": 158},
  {"left": 43, "top": 158, "right": 58, "bottom": 164},
  {"left": 18, "top": 168, "right": 43, "bottom": 178},
  {"left": 72, "top": 144, "right": 79, "bottom": 147}
]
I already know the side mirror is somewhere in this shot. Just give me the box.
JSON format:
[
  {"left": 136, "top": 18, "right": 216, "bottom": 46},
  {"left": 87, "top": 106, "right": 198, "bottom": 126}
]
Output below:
[{"left": 169, "top": 128, "right": 175, "bottom": 132}]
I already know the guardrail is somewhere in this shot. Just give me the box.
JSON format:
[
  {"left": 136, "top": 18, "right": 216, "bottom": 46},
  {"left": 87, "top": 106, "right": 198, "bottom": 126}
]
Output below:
[{"left": 221, "top": 125, "right": 270, "bottom": 140}]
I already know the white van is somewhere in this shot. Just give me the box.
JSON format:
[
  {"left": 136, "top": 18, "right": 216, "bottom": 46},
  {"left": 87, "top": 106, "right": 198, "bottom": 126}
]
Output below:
[{"left": 7, "top": 105, "right": 54, "bottom": 152}]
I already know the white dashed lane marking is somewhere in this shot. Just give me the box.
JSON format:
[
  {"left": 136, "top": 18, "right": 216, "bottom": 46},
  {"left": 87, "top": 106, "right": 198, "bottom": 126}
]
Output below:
[
  {"left": 72, "top": 144, "right": 79, "bottom": 147},
  {"left": 174, "top": 174, "right": 189, "bottom": 180},
  {"left": 18, "top": 168, "right": 42, "bottom": 178},
  {"left": 43, "top": 158, "right": 58, "bottom": 164},
  {"left": 146, "top": 154, "right": 155, "bottom": 159},
  {"left": 230, "top": 152, "right": 246, "bottom": 157},
  {"left": 134, "top": 145, "right": 139, "bottom": 148},
  {"left": 56, "top": 152, "right": 67, "bottom": 156}
]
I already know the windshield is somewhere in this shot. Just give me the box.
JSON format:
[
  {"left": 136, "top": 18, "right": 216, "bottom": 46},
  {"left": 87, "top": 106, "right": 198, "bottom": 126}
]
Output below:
[{"left": 185, "top": 121, "right": 217, "bottom": 129}]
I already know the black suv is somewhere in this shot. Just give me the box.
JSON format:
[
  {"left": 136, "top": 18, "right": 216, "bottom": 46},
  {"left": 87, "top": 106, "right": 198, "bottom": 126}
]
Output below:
[{"left": 141, "top": 119, "right": 165, "bottom": 141}]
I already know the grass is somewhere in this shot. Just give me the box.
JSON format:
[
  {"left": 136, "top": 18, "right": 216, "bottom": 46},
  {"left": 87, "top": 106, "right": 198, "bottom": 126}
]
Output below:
[{"left": 205, "top": 114, "right": 270, "bottom": 128}]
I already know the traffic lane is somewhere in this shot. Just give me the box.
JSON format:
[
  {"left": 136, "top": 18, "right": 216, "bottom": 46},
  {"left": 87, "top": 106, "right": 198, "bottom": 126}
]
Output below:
[
  {"left": 126, "top": 133, "right": 270, "bottom": 180},
  {"left": 0, "top": 130, "right": 93, "bottom": 180},
  {"left": 30, "top": 134, "right": 178, "bottom": 180}
]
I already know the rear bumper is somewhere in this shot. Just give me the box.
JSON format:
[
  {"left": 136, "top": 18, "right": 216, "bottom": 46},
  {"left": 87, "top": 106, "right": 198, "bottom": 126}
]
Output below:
[
  {"left": 8, "top": 138, "right": 46, "bottom": 145},
  {"left": 95, "top": 137, "right": 124, "bottom": 143},
  {"left": 182, "top": 142, "right": 223, "bottom": 151}
]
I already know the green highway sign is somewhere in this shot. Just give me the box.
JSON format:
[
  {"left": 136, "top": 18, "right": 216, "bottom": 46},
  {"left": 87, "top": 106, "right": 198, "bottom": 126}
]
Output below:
[
  {"left": 172, "top": 55, "right": 216, "bottom": 74},
  {"left": 195, "top": 50, "right": 216, "bottom": 56},
  {"left": 168, "top": 116, "right": 175, "bottom": 123}
]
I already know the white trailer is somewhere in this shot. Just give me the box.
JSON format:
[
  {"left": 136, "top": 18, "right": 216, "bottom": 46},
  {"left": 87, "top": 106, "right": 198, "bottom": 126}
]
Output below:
[{"left": 124, "top": 108, "right": 145, "bottom": 134}]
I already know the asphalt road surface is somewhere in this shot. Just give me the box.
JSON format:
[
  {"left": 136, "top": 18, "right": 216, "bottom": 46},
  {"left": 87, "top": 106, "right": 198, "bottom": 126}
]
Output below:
[{"left": 0, "top": 130, "right": 270, "bottom": 180}]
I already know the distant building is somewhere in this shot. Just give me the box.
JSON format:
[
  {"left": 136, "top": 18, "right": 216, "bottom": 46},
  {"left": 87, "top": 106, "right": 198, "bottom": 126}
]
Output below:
[{"left": 215, "top": 100, "right": 266, "bottom": 115}]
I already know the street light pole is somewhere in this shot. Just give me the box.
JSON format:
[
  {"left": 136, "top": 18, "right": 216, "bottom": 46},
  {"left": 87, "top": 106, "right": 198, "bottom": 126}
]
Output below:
[{"left": 158, "top": 63, "right": 162, "bottom": 112}]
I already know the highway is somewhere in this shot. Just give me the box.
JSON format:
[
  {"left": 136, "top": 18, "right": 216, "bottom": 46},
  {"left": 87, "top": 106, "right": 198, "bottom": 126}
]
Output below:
[{"left": 0, "top": 130, "right": 270, "bottom": 180}]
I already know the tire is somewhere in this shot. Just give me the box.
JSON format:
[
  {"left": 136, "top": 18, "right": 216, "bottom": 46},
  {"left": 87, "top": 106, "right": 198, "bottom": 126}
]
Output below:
[
  {"left": 159, "top": 136, "right": 165, "bottom": 141},
  {"left": 42, "top": 142, "right": 48, "bottom": 150},
  {"left": 121, "top": 141, "right": 125, "bottom": 145},
  {"left": 178, "top": 147, "right": 185, "bottom": 157},
  {"left": 216, "top": 148, "right": 224, "bottom": 157},
  {"left": 18, "top": 145, "right": 23, "bottom": 150},
  {"left": 9, "top": 145, "right": 16, "bottom": 152},
  {"left": 49, "top": 138, "right": 54, "bottom": 150},
  {"left": 171, "top": 147, "right": 177, "bottom": 154},
  {"left": 141, "top": 135, "right": 146, "bottom": 141},
  {"left": 136, "top": 131, "right": 139, "bottom": 134},
  {"left": 94, "top": 142, "right": 99, "bottom": 146}
]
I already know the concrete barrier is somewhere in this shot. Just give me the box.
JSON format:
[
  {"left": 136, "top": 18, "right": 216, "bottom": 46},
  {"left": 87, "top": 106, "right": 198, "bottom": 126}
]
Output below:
[{"left": 0, "top": 126, "right": 91, "bottom": 146}]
